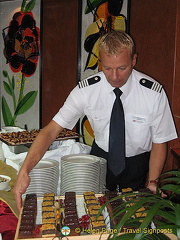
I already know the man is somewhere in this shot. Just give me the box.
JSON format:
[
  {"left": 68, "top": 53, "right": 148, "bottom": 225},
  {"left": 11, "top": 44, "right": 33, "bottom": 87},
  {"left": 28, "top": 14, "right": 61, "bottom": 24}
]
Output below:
[{"left": 13, "top": 31, "right": 177, "bottom": 210}]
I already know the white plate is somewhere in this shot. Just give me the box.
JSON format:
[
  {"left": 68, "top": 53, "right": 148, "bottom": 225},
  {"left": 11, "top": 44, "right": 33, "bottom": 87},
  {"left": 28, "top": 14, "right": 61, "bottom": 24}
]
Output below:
[
  {"left": 61, "top": 167, "right": 99, "bottom": 171},
  {"left": 3, "top": 185, "right": 11, "bottom": 191},
  {"left": 20, "top": 159, "right": 59, "bottom": 169},
  {"left": 30, "top": 168, "right": 59, "bottom": 173},
  {"left": 28, "top": 182, "right": 58, "bottom": 187},
  {"left": 61, "top": 173, "right": 99, "bottom": 178},
  {"left": 30, "top": 171, "right": 58, "bottom": 176},
  {"left": 61, "top": 154, "right": 100, "bottom": 164},
  {"left": 61, "top": 178, "right": 98, "bottom": 182},
  {"left": 34, "top": 160, "right": 59, "bottom": 169}
]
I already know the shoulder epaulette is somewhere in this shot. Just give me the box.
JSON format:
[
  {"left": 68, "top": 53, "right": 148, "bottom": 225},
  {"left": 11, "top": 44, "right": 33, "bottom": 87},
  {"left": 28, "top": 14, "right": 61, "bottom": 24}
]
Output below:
[
  {"left": 139, "top": 78, "right": 162, "bottom": 93},
  {"left": 78, "top": 75, "right": 101, "bottom": 88}
]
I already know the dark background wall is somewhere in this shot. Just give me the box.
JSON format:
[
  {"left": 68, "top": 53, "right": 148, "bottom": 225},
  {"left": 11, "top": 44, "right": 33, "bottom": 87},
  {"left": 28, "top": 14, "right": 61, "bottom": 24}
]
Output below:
[
  {"left": 41, "top": 0, "right": 79, "bottom": 127},
  {"left": 129, "top": 0, "right": 180, "bottom": 171}
]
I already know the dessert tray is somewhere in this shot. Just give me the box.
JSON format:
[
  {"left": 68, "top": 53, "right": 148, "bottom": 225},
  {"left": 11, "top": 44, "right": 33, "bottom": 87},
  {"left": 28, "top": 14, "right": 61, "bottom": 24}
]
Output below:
[
  {"left": 14, "top": 190, "right": 177, "bottom": 240},
  {"left": 0, "top": 129, "right": 80, "bottom": 146},
  {"left": 14, "top": 193, "right": 111, "bottom": 240}
]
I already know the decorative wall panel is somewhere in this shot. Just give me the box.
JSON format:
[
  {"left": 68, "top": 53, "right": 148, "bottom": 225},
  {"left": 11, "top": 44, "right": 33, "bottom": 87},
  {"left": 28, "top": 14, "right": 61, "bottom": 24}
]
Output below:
[{"left": 0, "top": 0, "right": 41, "bottom": 130}]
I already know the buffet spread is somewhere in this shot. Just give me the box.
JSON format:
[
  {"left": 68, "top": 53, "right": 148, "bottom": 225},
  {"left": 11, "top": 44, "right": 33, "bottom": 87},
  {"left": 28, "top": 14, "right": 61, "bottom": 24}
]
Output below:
[{"left": 0, "top": 129, "right": 80, "bottom": 146}]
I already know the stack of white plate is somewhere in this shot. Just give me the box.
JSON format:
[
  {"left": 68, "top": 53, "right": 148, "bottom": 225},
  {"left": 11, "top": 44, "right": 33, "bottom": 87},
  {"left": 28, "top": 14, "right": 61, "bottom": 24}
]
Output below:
[
  {"left": 60, "top": 154, "right": 101, "bottom": 195},
  {"left": 22, "top": 159, "right": 59, "bottom": 197},
  {"left": 98, "top": 157, "right": 107, "bottom": 193}
]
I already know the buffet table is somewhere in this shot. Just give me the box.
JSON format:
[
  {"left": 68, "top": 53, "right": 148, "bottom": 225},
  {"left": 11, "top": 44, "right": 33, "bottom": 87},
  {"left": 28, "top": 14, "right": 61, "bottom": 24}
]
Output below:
[
  {"left": 0, "top": 130, "right": 178, "bottom": 240},
  {"left": 0, "top": 168, "right": 178, "bottom": 240}
]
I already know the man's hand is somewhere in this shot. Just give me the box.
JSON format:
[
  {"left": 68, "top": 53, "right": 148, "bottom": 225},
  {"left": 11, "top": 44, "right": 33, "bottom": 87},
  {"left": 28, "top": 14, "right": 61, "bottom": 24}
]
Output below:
[
  {"left": 13, "top": 172, "right": 30, "bottom": 211},
  {"left": 147, "top": 183, "right": 167, "bottom": 198},
  {"left": 13, "top": 120, "right": 64, "bottom": 209}
]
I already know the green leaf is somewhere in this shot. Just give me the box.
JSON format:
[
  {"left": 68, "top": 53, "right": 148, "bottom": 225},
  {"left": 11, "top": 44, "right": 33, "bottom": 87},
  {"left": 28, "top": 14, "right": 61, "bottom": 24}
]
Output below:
[
  {"left": 160, "top": 177, "right": 180, "bottom": 184},
  {"left": 15, "top": 91, "right": 38, "bottom": 115},
  {"left": 12, "top": 76, "right": 15, "bottom": 90},
  {"left": 161, "top": 171, "right": 180, "bottom": 178},
  {"left": 1, "top": 96, "right": 13, "bottom": 126},
  {"left": 161, "top": 184, "right": 180, "bottom": 194},
  {"left": 85, "top": 0, "right": 105, "bottom": 14},
  {"left": 154, "top": 209, "right": 176, "bottom": 224},
  {"left": 2, "top": 70, "right": 8, "bottom": 78},
  {"left": 24, "top": 0, "right": 36, "bottom": 13},
  {"left": 175, "top": 204, "right": 180, "bottom": 239},
  {"left": 21, "top": 0, "right": 27, "bottom": 12},
  {"left": 3, "top": 81, "right": 13, "bottom": 96},
  {"left": 113, "top": 197, "right": 154, "bottom": 238},
  {"left": 134, "top": 200, "right": 164, "bottom": 240}
]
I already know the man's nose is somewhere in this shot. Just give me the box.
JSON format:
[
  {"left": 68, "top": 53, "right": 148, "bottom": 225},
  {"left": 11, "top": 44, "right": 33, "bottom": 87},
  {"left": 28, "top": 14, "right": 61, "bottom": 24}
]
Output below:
[{"left": 111, "top": 69, "right": 119, "bottom": 79}]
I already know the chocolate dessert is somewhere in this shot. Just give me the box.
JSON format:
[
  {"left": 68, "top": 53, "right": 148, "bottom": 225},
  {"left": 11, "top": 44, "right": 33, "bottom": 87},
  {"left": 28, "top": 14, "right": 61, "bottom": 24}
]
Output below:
[
  {"left": 18, "top": 194, "right": 37, "bottom": 238},
  {"left": 63, "top": 192, "right": 80, "bottom": 236}
]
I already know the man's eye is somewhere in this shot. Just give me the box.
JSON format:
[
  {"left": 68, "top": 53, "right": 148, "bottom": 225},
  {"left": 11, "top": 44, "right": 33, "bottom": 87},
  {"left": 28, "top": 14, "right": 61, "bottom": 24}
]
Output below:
[{"left": 119, "top": 67, "right": 126, "bottom": 70}]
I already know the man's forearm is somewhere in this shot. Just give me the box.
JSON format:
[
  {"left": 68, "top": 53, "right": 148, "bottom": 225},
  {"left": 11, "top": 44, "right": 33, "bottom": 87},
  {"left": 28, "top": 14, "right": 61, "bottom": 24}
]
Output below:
[
  {"left": 19, "top": 120, "right": 63, "bottom": 174},
  {"left": 148, "top": 142, "right": 167, "bottom": 182},
  {"left": 14, "top": 120, "right": 63, "bottom": 209}
]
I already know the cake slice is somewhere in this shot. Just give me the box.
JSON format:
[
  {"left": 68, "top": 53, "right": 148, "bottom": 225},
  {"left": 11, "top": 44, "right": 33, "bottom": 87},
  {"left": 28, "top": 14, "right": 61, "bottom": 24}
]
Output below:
[{"left": 41, "top": 224, "right": 56, "bottom": 238}]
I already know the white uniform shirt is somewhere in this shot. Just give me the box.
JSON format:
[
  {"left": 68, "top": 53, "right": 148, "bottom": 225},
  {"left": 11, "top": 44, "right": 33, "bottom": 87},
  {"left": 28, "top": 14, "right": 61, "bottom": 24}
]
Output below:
[{"left": 53, "top": 69, "right": 177, "bottom": 157}]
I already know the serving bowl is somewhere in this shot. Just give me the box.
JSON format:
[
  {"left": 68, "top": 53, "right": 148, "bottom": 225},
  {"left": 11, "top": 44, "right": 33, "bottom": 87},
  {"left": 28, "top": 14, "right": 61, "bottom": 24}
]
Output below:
[
  {"left": 1, "top": 126, "right": 23, "bottom": 132},
  {"left": 0, "top": 175, "right": 11, "bottom": 190}
]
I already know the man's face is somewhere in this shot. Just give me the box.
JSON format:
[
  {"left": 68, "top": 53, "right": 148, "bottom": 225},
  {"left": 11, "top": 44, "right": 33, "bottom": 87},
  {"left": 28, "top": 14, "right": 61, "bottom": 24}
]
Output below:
[{"left": 100, "top": 47, "right": 137, "bottom": 88}]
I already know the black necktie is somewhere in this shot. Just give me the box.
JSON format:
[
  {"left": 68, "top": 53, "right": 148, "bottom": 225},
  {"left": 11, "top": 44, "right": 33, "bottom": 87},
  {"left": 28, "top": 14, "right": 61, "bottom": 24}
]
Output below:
[{"left": 108, "top": 88, "right": 125, "bottom": 176}]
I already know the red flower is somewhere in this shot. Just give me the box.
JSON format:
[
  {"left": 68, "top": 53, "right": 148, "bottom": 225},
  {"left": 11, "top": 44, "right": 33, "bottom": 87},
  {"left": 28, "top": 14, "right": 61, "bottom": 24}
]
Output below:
[{"left": 3, "top": 11, "right": 40, "bottom": 77}]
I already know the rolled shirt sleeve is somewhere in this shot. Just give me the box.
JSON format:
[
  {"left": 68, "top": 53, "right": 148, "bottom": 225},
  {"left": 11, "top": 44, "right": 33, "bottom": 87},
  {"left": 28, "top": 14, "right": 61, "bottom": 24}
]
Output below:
[{"left": 151, "top": 88, "right": 177, "bottom": 143}]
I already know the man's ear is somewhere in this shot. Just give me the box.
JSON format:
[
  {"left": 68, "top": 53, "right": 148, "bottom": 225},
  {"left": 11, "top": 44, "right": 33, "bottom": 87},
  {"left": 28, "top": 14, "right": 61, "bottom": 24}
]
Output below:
[{"left": 132, "top": 53, "right": 137, "bottom": 67}]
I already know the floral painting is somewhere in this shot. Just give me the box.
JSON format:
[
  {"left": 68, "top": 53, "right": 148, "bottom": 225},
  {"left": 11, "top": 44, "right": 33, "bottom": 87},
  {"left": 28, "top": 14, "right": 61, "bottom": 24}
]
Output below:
[{"left": 0, "top": 0, "right": 41, "bottom": 129}]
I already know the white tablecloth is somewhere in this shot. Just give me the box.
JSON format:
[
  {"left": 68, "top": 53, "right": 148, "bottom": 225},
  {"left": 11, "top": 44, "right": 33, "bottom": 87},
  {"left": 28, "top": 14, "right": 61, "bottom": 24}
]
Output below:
[{"left": 2, "top": 139, "right": 91, "bottom": 195}]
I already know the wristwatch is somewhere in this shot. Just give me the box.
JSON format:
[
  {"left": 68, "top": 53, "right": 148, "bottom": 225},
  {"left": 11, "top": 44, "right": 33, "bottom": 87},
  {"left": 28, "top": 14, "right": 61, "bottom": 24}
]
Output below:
[{"left": 146, "top": 179, "right": 158, "bottom": 186}]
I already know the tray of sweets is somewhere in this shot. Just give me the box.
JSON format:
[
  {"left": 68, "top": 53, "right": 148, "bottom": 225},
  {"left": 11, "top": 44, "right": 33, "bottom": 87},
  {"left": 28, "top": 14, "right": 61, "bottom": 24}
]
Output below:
[
  {"left": 0, "top": 129, "right": 81, "bottom": 146},
  {"left": 14, "top": 193, "right": 111, "bottom": 240},
  {"left": 14, "top": 190, "right": 177, "bottom": 240}
]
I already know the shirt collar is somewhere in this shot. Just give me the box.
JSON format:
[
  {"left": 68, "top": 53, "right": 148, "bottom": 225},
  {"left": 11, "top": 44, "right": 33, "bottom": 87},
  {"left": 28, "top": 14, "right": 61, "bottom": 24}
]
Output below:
[
  {"left": 102, "top": 71, "right": 133, "bottom": 98},
  {"left": 120, "top": 72, "right": 133, "bottom": 98}
]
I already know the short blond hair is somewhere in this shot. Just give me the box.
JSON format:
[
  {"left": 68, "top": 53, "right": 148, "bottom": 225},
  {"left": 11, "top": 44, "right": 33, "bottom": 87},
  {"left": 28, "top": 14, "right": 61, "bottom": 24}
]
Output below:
[{"left": 99, "top": 31, "right": 136, "bottom": 59}]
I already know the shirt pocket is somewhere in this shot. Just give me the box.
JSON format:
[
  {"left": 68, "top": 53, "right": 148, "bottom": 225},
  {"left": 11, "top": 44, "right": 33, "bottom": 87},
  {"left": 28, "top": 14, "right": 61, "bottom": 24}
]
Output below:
[
  {"left": 85, "top": 109, "right": 111, "bottom": 136},
  {"left": 125, "top": 113, "right": 151, "bottom": 144}
]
